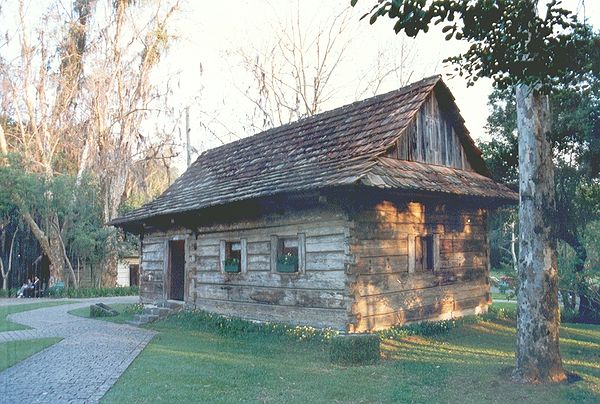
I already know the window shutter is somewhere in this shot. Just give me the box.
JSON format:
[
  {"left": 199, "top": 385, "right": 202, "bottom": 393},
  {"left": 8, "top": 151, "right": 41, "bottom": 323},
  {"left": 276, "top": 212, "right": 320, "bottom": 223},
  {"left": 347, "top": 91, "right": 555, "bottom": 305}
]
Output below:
[
  {"left": 298, "top": 233, "right": 306, "bottom": 273},
  {"left": 433, "top": 234, "right": 440, "bottom": 272},
  {"left": 219, "top": 240, "right": 226, "bottom": 272},
  {"left": 270, "top": 235, "right": 278, "bottom": 272},
  {"left": 408, "top": 235, "right": 415, "bottom": 274},
  {"left": 241, "top": 238, "right": 247, "bottom": 273}
]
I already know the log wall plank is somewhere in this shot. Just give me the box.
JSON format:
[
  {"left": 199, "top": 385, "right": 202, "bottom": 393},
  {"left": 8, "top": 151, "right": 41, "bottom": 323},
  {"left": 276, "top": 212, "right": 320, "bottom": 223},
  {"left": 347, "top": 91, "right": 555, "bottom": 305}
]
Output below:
[
  {"left": 348, "top": 199, "right": 490, "bottom": 331},
  {"left": 187, "top": 208, "right": 352, "bottom": 329}
]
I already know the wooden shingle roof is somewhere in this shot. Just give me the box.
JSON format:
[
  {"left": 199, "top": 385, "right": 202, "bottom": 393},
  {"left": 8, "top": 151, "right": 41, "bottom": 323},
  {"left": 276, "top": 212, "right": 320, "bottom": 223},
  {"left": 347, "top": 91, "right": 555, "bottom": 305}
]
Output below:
[{"left": 111, "top": 76, "right": 516, "bottom": 227}]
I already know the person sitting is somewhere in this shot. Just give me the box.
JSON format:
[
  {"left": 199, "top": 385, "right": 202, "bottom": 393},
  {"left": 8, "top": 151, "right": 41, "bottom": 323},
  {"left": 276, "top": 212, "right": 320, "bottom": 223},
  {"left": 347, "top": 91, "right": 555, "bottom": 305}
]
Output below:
[
  {"left": 17, "top": 279, "right": 32, "bottom": 298},
  {"left": 32, "top": 276, "right": 40, "bottom": 297}
]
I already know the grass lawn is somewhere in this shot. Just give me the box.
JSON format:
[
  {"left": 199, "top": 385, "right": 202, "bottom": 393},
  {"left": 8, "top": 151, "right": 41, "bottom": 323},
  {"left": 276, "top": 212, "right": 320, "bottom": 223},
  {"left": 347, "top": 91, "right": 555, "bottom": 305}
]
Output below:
[
  {"left": 0, "top": 338, "right": 62, "bottom": 371},
  {"left": 492, "top": 301, "right": 517, "bottom": 310},
  {"left": 0, "top": 301, "right": 77, "bottom": 332},
  {"left": 68, "top": 303, "right": 139, "bottom": 324},
  {"left": 103, "top": 309, "right": 600, "bottom": 403},
  {"left": 491, "top": 291, "right": 515, "bottom": 301}
]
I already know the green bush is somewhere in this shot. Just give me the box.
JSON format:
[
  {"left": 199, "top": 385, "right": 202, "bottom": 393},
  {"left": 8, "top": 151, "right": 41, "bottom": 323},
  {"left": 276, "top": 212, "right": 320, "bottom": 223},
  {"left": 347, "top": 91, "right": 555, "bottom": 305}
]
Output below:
[
  {"left": 163, "top": 310, "right": 340, "bottom": 342},
  {"left": 90, "top": 303, "right": 119, "bottom": 317},
  {"left": 377, "top": 315, "right": 483, "bottom": 341},
  {"left": 123, "top": 303, "right": 144, "bottom": 315},
  {"left": 329, "top": 334, "right": 380, "bottom": 365},
  {"left": 0, "top": 288, "right": 19, "bottom": 298},
  {"left": 485, "top": 305, "right": 514, "bottom": 321},
  {"left": 485, "top": 303, "right": 587, "bottom": 324},
  {"left": 560, "top": 307, "right": 579, "bottom": 323},
  {"left": 47, "top": 281, "right": 65, "bottom": 297},
  {"left": 48, "top": 286, "right": 139, "bottom": 298}
]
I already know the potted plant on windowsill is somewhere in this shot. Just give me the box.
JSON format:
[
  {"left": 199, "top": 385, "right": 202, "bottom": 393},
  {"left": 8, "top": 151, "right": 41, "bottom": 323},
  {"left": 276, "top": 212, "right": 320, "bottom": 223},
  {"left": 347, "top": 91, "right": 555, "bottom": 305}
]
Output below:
[
  {"left": 224, "top": 258, "right": 241, "bottom": 273},
  {"left": 277, "top": 253, "right": 298, "bottom": 273}
]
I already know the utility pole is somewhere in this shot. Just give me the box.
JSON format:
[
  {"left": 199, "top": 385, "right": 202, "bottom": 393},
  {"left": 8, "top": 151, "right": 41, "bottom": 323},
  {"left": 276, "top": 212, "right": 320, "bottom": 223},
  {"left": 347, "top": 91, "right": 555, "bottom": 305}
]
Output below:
[{"left": 185, "top": 106, "right": 191, "bottom": 168}]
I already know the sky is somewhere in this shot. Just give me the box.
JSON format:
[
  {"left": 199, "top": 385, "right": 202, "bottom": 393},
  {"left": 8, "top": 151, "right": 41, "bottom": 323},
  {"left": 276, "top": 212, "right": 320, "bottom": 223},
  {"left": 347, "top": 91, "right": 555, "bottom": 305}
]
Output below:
[
  {"left": 162, "top": 0, "right": 598, "bottom": 171},
  {"left": 4, "top": 0, "right": 598, "bottom": 172}
]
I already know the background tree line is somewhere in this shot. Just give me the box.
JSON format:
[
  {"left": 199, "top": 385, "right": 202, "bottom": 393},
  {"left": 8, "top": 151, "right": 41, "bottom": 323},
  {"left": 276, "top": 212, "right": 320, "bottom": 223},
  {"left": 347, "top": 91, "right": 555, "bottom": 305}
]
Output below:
[
  {"left": 482, "top": 80, "right": 600, "bottom": 323},
  {"left": 0, "top": 0, "right": 425, "bottom": 290},
  {"left": 0, "top": 0, "right": 180, "bottom": 289},
  {"left": 354, "top": 0, "right": 599, "bottom": 384}
]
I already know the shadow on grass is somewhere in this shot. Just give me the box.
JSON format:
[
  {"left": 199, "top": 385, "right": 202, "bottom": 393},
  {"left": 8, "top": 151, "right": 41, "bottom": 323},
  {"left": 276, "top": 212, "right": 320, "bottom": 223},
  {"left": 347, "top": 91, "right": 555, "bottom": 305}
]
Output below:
[{"left": 102, "top": 315, "right": 600, "bottom": 403}]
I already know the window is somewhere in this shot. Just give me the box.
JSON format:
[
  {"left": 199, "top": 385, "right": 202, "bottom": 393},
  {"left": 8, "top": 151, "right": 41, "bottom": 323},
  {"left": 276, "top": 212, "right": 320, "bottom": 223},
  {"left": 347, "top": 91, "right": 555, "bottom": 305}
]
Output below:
[
  {"left": 220, "top": 240, "right": 247, "bottom": 273},
  {"left": 277, "top": 238, "right": 298, "bottom": 273},
  {"left": 271, "top": 234, "right": 305, "bottom": 274},
  {"left": 412, "top": 234, "right": 438, "bottom": 273},
  {"left": 417, "top": 235, "right": 434, "bottom": 271}
]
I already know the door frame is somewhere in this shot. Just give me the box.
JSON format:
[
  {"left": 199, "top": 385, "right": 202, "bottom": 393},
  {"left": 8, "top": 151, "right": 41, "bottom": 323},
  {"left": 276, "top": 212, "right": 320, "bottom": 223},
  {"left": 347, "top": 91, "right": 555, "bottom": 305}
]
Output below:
[
  {"left": 164, "top": 236, "right": 187, "bottom": 302},
  {"left": 129, "top": 264, "right": 140, "bottom": 287}
]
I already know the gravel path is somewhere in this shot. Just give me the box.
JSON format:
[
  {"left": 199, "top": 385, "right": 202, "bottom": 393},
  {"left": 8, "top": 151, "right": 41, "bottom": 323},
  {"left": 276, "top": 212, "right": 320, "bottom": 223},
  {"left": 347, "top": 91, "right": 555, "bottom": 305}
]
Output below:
[{"left": 0, "top": 297, "right": 155, "bottom": 403}]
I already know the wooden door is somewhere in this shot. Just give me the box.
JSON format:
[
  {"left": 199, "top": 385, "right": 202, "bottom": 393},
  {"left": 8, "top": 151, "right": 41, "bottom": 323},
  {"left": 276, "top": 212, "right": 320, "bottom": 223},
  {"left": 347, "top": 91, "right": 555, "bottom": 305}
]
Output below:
[
  {"left": 168, "top": 240, "right": 185, "bottom": 301},
  {"left": 129, "top": 264, "right": 140, "bottom": 287}
]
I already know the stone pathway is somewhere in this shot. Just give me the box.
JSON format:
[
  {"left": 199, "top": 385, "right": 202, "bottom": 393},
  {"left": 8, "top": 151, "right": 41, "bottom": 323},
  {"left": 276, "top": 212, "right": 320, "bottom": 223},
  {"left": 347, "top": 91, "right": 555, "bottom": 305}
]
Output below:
[{"left": 0, "top": 297, "right": 155, "bottom": 403}]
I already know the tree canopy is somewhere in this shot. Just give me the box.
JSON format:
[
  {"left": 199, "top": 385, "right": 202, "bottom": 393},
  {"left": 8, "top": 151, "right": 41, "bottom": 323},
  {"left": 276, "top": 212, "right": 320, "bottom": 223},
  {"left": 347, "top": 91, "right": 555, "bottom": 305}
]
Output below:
[
  {"left": 353, "top": 0, "right": 600, "bottom": 384},
  {"left": 355, "top": 0, "right": 599, "bottom": 89},
  {"left": 482, "top": 82, "right": 600, "bottom": 321}
]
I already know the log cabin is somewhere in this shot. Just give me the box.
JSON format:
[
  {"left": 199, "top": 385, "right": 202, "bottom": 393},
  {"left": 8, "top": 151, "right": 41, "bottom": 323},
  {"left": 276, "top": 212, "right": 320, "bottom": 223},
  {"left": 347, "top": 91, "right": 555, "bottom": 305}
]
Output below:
[{"left": 111, "top": 76, "right": 517, "bottom": 332}]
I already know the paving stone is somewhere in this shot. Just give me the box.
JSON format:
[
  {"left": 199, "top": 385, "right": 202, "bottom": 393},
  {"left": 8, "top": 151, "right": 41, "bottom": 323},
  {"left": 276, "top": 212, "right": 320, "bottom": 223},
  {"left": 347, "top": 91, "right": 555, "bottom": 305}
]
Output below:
[{"left": 0, "top": 296, "right": 154, "bottom": 403}]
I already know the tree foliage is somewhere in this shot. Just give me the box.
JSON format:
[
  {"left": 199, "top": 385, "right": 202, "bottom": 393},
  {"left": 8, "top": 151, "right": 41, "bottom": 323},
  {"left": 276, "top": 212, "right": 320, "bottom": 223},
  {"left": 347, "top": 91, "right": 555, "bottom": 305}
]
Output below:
[
  {"left": 356, "top": 0, "right": 599, "bottom": 89},
  {"left": 0, "top": 155, "right": 114, "bottom": 286},
  {"left": 482, "top": 83, "right": 600, "bottom": 321},
  {"left": 353, "top": 0, "right": 600, "bottom": 384},
  {"left": 0, "top": 0, "right": 180, "bottom": 286}
]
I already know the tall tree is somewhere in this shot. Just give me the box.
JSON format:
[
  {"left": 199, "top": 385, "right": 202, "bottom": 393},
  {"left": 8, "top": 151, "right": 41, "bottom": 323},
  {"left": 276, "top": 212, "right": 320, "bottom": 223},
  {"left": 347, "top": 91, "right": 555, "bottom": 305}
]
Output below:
[
  {"left": 482, "top": 84, "right": 600, "bottom": 322},
  {"left": 0, "top": 0, "right": 180, "bottom": 285},
  {"left": 0, "top": 214, "right": 18, "bottom": 290},
  {"left": 353, "top": 0, "right": 599, "bottom": 383}
]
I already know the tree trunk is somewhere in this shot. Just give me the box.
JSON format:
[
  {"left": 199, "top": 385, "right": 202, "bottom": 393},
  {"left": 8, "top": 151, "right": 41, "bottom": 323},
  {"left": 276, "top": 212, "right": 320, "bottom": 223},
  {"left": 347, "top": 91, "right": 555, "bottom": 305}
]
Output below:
[
  {"left": 101, "top": 252, "right": 118, "bottom": 287},
  {"left": 4, "top": 228, "right": 18, "bottom": 290},
  {"left": 0, "top": 258, "right": 5, "bottom": 290},
  {"left": 512, "top": 84, "right": 566, "bottom": 383},
  {"left": 0, "top": 123, "right": 7, "bottom": 155},
  {"left": 22, "top": 212, "right": 64, "bottom": 282}
]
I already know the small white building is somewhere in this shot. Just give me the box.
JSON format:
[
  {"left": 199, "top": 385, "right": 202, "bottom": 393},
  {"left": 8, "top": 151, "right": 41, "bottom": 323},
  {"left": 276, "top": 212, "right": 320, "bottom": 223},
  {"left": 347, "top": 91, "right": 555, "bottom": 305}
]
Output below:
[{"left": 117, "top": 256, "right": 140, "bottom": 287}]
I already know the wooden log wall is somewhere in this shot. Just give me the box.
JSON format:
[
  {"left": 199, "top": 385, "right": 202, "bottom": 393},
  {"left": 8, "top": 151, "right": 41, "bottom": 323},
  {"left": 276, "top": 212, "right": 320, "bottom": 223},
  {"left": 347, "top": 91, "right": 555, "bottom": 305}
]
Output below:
[
  {"left": 188, "top": 208, "right": 352, "bottom": 329},
  {"left": 348, "top": 200, "right": 490, "bottom": 332},
  {"left": 139, "top": 227, "right": 191, "bottom": 304},
  {"left": 390, "top": 91, "right": 472, "bottom": 170}
]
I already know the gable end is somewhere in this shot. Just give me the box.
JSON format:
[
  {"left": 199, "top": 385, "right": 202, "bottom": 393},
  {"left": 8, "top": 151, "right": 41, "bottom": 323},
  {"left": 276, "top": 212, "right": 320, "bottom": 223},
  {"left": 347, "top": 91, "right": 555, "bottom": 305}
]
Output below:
[{"left": 385, "top": 83, "right": 489, "bottom": 175}]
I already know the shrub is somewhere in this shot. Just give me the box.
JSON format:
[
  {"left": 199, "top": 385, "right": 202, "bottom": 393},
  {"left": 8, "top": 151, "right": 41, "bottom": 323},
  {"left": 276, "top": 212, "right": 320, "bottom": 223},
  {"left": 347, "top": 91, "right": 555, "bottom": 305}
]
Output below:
[
  {"left": 48, "top": 286, "right": 139, "bottom": 298},
  {"left": 485, "top": 305, "right": 517, "bottom": 321},
  {"left": 123, "top": 303, "right": 145, "bottom": 315},
  {"left": 330, "top": 334, "right": 380, "bottom": 365},
  {"left": 560, "top": 307, "right": 579, "bottom": 323},
  {"left": 0, "top": 288, "right": 19, "bottom": 298},
  {"left": 163, "top": 310, "right": 339, "bottom": 342},
  {"left": 377, "top": 316, "right": 483, "bottom": 341},
  {"left": 90, "top": 303, "right": 119, "bottom": 317},
  {"left": 485, "top": 303, "right": 588, "bottom": 324}
]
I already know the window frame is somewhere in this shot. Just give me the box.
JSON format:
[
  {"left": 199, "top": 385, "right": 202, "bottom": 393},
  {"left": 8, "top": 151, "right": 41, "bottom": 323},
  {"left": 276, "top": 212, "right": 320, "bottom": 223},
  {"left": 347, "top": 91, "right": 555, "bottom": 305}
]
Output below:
[
  {"left": 270, "top": 234, "right": 306, "bottom": 274},
  {"left": 219, "top": 239, "right": 247, "bottom": 274},
  {"left": 409, "top": 233, "right": 439, "bottom": 274}
]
